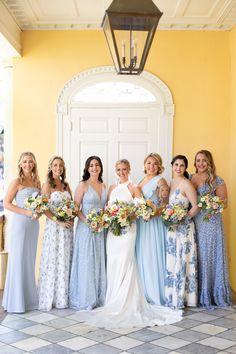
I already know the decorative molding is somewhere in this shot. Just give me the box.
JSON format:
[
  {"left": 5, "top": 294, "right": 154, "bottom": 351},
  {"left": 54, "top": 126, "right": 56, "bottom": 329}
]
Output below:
[{"left": 0, "top": 2, "right": 21, "bottom": 55}]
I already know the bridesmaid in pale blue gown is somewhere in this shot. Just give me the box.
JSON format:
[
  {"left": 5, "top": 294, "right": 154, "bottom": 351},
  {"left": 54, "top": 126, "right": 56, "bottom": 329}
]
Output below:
[
  {"left": 191, "top": 150, "right": 231, "bottom": 308},
  {"left": 2, "top": 152, "right": 41, "bottom": 313},
  {"left": 69, "top": 156, "right": 106, "bottom": 310},
  {"left": 136, "top": 153, "right": 169, "bottom": 305}
]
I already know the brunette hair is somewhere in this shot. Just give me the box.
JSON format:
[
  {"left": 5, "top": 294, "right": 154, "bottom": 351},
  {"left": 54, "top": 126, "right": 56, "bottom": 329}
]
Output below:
[
  {"left": 115, "top": 159, "right": 131, "bottom": 173},
  {"left": 47, "top": 156, "right": 68, "bottom": 189},
  {"left": 82, "top": 156, "right": 103, "bottom": 182},
  {"left": 171, "top": 155, "right": 189, "bottom": 179},
  {"left": 18, "top": 152, "right": 40, "bottom": 187},
  {"left": 194, "top": 150, "right": 217, "bottom": 191},
  {"left": 144, "top": 153, "right": 164, "bottom": 175}
]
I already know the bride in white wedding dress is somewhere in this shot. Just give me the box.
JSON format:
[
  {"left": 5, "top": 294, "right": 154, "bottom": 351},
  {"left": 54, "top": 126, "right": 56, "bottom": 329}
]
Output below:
[{"left": 77, "top": 159, "right": 182, "bottom": 328}]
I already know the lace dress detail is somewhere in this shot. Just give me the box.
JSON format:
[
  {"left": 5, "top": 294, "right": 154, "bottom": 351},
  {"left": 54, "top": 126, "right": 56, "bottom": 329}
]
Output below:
[{"left": 38, "top": 191, "right": 73, "bottom": 311}]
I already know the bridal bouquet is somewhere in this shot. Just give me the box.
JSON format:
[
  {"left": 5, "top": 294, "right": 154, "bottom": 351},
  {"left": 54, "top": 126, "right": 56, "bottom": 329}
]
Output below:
[
  {"left": 86, "top": 208, "right": 109, "bottom": 234},
  {"left": 135, "top": 197, "right": 157, "bottom": 222},
  {"left": 53, "top": 198, "right": 78, "bottom": 221},
  {"left": 198, "top": 194, "right": 224, "bottom": 221},
  {"left": 161, "top": 203, "right": 188, "bottom": 231},
  {"left": 104, "top": 200, "right": 136, "bottom": 236},
  {"left": 24, "top": 193, "right": 49, "bottom": 215}
]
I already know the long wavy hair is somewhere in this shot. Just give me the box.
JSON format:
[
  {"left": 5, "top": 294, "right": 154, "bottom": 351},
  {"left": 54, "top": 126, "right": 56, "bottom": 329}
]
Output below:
[
  {"left": 18, "top": 152, "right": 40, "bottom": 187},
  {"left": 194, "top": 150, "right": 217, "bottom": 191},
  {"left": 171, "top": 155, "right": 189, "bottom": 179},
  {"left": 47, "top": 156, "right": 68, "bottom": 189},
  {"left": 82, "top": 156, "right": 103, "bottom": 182},
  {"left": 144, "top": 153, "right": 164, "bottom": 175}
]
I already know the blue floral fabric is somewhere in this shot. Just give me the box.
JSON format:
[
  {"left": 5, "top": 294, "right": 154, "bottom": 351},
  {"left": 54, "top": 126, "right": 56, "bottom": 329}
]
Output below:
[
  {"left": 165, "top": 190, "right": 197, "bottom": 309},
  {"left": 193, "top": 176, "right": 231, "bottom": 308}
]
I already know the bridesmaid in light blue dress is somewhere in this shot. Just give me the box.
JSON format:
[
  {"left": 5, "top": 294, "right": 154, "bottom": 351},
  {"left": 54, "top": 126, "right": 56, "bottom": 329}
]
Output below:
[
  {"left": 2, "top": 152, "right": 41, "bottom": 313},
  {"left": 69, "top": 156, "right": 106, "bottom": 310},
  {"left": 191, "top": 150, "right": 231, "bottom": 308},
  {"left": 136, "top": 153, "right": 168, "bottom": 305}
]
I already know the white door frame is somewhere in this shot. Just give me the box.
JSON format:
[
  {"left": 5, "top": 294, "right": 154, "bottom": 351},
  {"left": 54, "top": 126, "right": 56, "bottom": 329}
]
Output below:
[{"left": 57, "top": 66, "right": 175, "bottom": 183}]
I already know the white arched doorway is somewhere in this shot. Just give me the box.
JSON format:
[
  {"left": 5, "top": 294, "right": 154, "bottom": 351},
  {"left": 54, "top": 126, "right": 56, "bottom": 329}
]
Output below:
[{"left": 57, "top": 66, "right": 174, "bottom": 190}]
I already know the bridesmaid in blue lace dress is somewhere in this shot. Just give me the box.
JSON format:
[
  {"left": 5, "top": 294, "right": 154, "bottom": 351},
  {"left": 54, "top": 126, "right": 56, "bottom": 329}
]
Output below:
[
  {"left": 136, "top": 153, "right": 169, "bottom": 305},
  {"left": 2, "top": 152, "right": 41, "bottom": 313},
  {"left": 38, "top": 156, "right": 73, "bottom": 311},
  {"left": 191, "top": 150, "right": 231, "bottom": 308},
  {"left": 69, "top": 156, "right": 106, "bottom": 310},
  {"left": 165, "top": 155, "right": 198, "bottom": 309}
]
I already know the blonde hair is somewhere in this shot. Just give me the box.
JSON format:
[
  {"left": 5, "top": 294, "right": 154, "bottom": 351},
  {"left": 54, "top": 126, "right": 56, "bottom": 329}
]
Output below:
[
  {"left": 144, "top": 153, "right": 164, "bottom": 175},
  {"left": 47, "top": 156, "right": 68, "bottom": 189},
  {"left": 115, "top": 159, "right": 131, "bottom": 173},
  {"left": 194, "top": 150, "right": 217, "bottom": 191},
  {"left": 17, "top": 152, "right": 40, "bottom": 187}
]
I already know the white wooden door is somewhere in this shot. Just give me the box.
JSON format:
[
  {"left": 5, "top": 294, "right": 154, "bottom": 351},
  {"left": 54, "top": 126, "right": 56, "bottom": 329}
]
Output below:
[{"left": 66, "top": 105, "right": 171, "bottom": 191}]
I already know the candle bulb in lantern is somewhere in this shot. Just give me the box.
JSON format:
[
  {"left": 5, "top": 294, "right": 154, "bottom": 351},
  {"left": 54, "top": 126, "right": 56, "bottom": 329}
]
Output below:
[{"left": 122, "top": 40, "right": 125, "bottom": 58}]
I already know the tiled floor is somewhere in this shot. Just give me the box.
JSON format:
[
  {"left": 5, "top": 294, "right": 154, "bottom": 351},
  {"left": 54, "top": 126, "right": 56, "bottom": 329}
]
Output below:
[{"left": 0, "top": 304, "right": 236, "bottom": 353}]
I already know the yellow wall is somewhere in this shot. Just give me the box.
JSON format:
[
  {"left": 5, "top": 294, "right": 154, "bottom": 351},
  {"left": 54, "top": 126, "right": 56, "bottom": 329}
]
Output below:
[
  {"left": 12, "top": 30, "right": 234, "bottom": 285},
  {"left": 229, "top": 26, "right": 236, "bottom": 291}
]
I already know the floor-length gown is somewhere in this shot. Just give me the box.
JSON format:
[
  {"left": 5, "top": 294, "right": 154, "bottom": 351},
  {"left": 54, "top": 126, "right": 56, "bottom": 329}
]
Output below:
[
  {"left": 165, "top": 189, "right": 198, "bottom": 308},
  {"left": 69, "top": 185, "right": 107, "bottom": 310},
  {"left": 193, "top": 176, "right": 231, "bottom": 308},
  {"left": 2, "top": 187, "right": 39, "bottom": 313},
  {"left": 136, "top": 175, "right": 166, "bottom": 305},
  {"left": 38, "top": 191, "right": 73, "bottom": 311},
  {"left": 77, "top": 182, "right": 182, "bottom": 328}
]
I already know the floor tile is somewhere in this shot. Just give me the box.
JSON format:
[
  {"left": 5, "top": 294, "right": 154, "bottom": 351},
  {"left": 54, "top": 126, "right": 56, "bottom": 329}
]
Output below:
[
  {"left": 197, "top": 336, "right": 236, "bottom": 350},
  {"left": 172, "top": 329, "right": 209, "bottom": 342},
  {"left": 185, "top": 313, "right": 219, "bottom": 322},
  {"left": 177, "top": 342, "right": 219, "bottom": 354},
  {"left": 20, "top": 324, "right": 55, "bottom": 336},
  {"left": 63, "top": 323, "right": 97, "bottom": 335},
  {"left": 27, "top": 313, "right": 59, "bottom": 323},
  {"left": 128, "top": 342, "right": 170, "bottom": 354},
  {"left": 226, "top": 313, "right": 236, "bottom": 320},
  {"left": 49, "top": 308, "right": 77, "bottom": 317},
  {"left": 32, "top": 343, "right": 74, "bottom": 353},
  {"left": 59, "top": 336, "right": 97, "bottom": 351},
  {"left": 83, "top": 329, "right": 119, "bottom": 342},
  {"left": 127, "top": 328, "right": 165, "bottom": 341},
  {"left": 16, "top": 310, "right": 43, "bottom": 318},
  {"left": 151, "top": 336, "right": 190, "bottom": 350},
  {"left": 1, "top": 314, "right": 21, "bottom": 324},
  {"left": 12, "top": 337, "right": 50, "bottom": 351},
  {"left": 227, "top": 346, "right": 236, "bottom": 353},
  {"left": 105, "top": 336, "right": 143, "bottom": 350},
  {"left": 204, "top": 309, "right": 235, "bottom": 317},
  {"left": 79, "top": 343, "right": 122, "bottom": 354},
  {"left": 149, "top": 324, "right": 184, "bottom": 335},
  {"left": 0, "top": 345, "right": 24, "bottom": 353},
  {"left": 39, "top": 329, "right": 76, "bottom": 343},
  {"left": 192, "top": 323, "right": 227, "bottom": 335},
  {"left": 44, "top": 317, "right": 77, "bottom": 329},
  {"left": 0, "top": 325, "right": 14, "bottom": 334},
  {"left": 109, "top": 327, "right": 140, "bottom": 335},
  {"left": 0, "top": 329, "right": 30, "bottom": 344},
  {"left": 209, "top": 318, "right": 236, "bottom": 329},
  {"left": 174, "top": 319, "right": 203, "bottom": 329},
  {"left": 3, "top": 318, "right": 37, "bottom": 330},
  {"left": 217, "top": 329, "right": 236, "bottom": 341}
]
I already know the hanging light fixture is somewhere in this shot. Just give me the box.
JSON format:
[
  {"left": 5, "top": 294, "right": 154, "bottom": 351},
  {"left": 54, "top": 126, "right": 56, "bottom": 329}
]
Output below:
[{"left": 101, "top": 0, "right": 163, "bottom": 75}]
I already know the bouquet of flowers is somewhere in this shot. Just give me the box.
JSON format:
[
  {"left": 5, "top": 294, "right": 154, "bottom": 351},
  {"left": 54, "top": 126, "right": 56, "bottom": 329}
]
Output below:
[
  {"left": 86, "top": 208, "right": 110, "bottom": 234},
  {"left": 24, "top": 192, "right": 49, "bottom": 215},
  {"left": 198, "top": 194, "right": 224, "bottom": 221},
  {"left": 104, "top": 200, "right": 137, "bottom": 236},
  {"left": 53, "top": 198, "right": 78, "bottom": 221},
  {"left": 161, "top": 203, "right": 188, "bottom": 231},
  {"left": 135, "top": 197, "right": 157, "bottom": 222}
]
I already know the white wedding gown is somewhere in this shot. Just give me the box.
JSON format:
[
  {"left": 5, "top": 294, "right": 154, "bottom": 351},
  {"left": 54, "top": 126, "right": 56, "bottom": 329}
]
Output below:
[{"left": 77, "top": 182, "right": 182, "bottom": 328}]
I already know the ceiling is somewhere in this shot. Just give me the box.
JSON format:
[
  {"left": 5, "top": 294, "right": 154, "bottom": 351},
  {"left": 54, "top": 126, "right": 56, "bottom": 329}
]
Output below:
[
  {"left": 1, "top": 0, "right": 236, "bottom": 57},
  {"left": 2, "top": 0, "right": 236, "bottom": 31}
]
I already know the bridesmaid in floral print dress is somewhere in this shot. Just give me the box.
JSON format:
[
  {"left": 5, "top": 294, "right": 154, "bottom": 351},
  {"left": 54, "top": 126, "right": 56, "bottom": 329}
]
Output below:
[
  {"left": 38, "top": 156, "right": 73, "bottom": 311},
  {"left": 190, "top": 150, "right": 231, "bottom": 308},
  {"left": 165, "top": 155, "right": 198, "bottom": 309}
]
